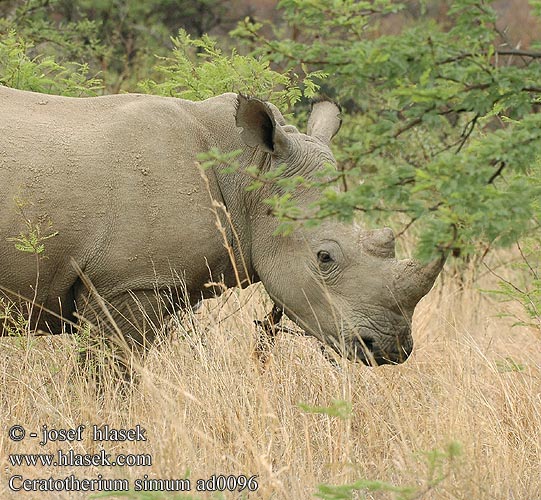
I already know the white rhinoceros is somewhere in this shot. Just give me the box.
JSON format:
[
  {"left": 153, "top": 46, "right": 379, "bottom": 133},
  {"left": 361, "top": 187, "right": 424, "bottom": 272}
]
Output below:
[{"left": 0, "top": 86, "right": 442, "bottom": 365}]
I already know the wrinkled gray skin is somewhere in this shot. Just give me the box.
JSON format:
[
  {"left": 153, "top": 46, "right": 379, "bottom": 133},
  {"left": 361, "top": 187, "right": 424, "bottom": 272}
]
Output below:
[{"left": 0, "top": 86, "right": 443, "bottom": 365}]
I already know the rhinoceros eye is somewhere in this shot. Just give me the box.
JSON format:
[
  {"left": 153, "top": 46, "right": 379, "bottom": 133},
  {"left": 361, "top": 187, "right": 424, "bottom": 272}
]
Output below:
[{"left": 317, "top": 250, "right": 333, "bottom": 264}]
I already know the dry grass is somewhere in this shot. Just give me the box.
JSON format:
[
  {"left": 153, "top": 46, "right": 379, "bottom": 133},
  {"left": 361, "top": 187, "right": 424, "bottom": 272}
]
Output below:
[{"left": 1, "top": 260, "right": 540, "bottom": 500}]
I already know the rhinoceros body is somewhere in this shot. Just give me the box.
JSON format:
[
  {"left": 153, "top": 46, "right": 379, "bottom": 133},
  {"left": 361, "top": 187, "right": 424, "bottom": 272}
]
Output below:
[{"left": 0, "top": 85, "right": 442, "bottom": 365}]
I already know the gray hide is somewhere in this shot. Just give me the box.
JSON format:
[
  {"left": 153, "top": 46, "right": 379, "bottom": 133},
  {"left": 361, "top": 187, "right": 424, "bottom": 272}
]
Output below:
[{"left": 0, "top": 86, "right": 443, "bottom": 365}]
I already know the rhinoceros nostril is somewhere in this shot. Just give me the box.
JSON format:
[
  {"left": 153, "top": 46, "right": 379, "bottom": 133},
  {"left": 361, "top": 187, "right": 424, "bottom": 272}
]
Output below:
[
  {"left": 380, "top": 341, "right": 413, "bottom": 364},
  {"left": 351, "top": 334, "right": 413, "bottom": 366},
  {"left": 400, "top": 342, "right": 413, "bottom": 359},
  {"left": 352, "top": 336, "right": 377, "bottom": 363},
  {"left": 360, "top": 337, "right": 375, "bottom": 352}
]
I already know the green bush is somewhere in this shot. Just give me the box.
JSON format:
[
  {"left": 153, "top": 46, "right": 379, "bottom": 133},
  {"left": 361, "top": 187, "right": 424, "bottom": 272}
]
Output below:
[{"left": 0, "top": 29, "right": 101, "bottom": 94}]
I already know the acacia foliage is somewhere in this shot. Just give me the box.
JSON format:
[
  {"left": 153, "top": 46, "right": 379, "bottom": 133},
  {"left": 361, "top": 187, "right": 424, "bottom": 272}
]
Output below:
[
  {"left": 0, "top": 0, "right": 250, "bottom": 92},
  {"left": 0, "top": 30, "right": 101, "bottom": 95},
  {"left": 230, "top": 0, "right": 541, "bottom": 260}
]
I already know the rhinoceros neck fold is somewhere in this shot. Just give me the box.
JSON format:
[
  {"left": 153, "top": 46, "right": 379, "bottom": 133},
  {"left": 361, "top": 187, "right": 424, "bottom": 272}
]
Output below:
[{"left": 195, "top": 95, "right": 270, "bottom": 288}]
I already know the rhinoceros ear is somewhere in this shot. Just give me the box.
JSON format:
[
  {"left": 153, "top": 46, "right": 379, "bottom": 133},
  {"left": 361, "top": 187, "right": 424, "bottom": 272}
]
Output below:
[
  {"left": 235, "top": 95, "right": 290, "bottom": 155},
  {"left": 307, "top": 98, "right": 342, "bottom": 145}
]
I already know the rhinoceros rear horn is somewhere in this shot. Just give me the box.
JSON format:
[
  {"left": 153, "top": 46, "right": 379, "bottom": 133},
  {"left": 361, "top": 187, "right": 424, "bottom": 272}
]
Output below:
[
  {"left": 360, "top": 227, "right": 396, "bottom": 258},
  {"left": 306, "top": 97, "right": 342, "bottom": 145},
  {"left": 395, "top": 254, "right": 445, "bottom": 308}
]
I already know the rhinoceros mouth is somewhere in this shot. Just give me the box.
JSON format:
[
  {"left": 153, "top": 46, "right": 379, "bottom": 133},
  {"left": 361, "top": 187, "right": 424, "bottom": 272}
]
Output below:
[
  {"left": 330, "top": 318, "right": 413, "bottom": 365},
  {"left": 348, "top": 335, "right": 412, "bottom": 366},
  {"left": 278, "top": 301, "right": 413, "bottom": 365}
]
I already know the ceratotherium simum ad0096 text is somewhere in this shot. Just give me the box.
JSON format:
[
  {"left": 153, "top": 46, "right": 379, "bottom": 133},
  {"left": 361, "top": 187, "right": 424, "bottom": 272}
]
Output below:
[{"left": 0, "top": 85, "right": 443, "bottom": 365}]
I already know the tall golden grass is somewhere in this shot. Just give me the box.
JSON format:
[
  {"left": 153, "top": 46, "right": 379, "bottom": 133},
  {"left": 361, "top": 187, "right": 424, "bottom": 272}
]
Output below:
[{"left": 1, "top": 258, "right": 540, "bottom": 499}]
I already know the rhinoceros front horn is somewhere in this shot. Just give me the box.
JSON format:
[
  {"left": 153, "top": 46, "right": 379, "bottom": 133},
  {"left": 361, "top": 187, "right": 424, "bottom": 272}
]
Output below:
[{"left": 395, "top": 255, "right": 445, "bottom": 308}]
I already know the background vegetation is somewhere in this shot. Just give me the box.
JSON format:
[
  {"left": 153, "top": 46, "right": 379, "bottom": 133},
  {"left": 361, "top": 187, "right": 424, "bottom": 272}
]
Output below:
[{"left": 1, "top": 0, "right": 540, "bottom": 498}]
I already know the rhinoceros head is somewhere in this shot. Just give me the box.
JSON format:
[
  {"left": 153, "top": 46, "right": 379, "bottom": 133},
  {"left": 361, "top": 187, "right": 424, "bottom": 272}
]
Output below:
[{"left": 235, "top": 96, "right": 443, "bottom": 365}]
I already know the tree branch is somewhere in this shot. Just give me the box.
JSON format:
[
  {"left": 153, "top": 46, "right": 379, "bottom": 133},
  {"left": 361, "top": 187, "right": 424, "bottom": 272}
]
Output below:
[
  {"left": 439, "top": 48, "right": 541, "bottom": 65},
  {"left": 496, "top": 48, "right": 541, "bottom": 58},
  {"left": 487, "top": 161, "right": 506, "bottom": 185}
]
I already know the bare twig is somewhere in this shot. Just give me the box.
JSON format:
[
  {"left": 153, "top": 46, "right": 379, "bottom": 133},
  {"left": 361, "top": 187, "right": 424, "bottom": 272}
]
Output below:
[
  {"left": 487, "top": 161, "right": 506, "bottom": 185},
  {"left": 516, "top": 240, "right": 539, "bottom": 281},
  {"left": 482, "top": 262, "right": 525, "bottom": 294},
  {"left": 456, "top": 113, "right": 479, "bottom": 153}
]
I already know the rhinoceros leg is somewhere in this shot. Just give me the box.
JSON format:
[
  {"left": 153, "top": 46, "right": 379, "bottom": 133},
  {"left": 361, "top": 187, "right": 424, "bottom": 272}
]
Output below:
[
  {"left": 75, "top": 288, "right": 167, "bottom": 384},
  {"left": 254, "top": 304, "right": 341, "bottom": 368},
  {"left": 254, "top": 304, "right": 283, "bottom": 364}
]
